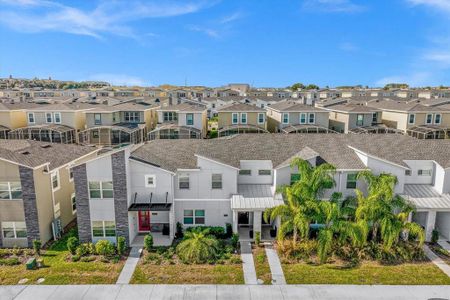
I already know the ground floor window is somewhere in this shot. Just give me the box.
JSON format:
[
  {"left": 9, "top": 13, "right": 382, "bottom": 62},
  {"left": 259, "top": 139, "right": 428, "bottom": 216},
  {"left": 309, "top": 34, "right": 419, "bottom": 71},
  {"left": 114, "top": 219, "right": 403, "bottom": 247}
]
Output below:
[
  {"left": 71, "top": 193, "right": 77, "bottom": 214},
  {"left": 290, "top": 173, "right": 301, "bottom": 185},
  {"left": 183, "top": 209, "right": 205, "bottom": 225},
  {"left": 1, "top": 221, "right": 27, "bottom": 239},
  {"left": 92, "top": 221, "right": 116, "bottom": 237}
]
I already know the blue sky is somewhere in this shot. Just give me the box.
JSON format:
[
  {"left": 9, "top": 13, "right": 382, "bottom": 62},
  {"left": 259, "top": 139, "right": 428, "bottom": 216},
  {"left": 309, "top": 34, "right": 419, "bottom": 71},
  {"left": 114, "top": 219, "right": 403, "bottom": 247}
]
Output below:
[{"left": 0, "top": 0, "right": 450, "bottom": 87}]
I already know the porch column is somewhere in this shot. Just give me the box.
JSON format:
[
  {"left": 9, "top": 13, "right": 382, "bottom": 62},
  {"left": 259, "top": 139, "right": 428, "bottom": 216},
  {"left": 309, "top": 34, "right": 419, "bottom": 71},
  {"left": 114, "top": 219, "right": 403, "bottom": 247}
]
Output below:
[
  {"left": 253, "top": 211, "right": 262, "bottom": 237},
  {"left": 425, "top": 210, "right": 437, "bottom": 242},
  {"left": 232, "top": 210, "right": 238, "bottom": 233}
]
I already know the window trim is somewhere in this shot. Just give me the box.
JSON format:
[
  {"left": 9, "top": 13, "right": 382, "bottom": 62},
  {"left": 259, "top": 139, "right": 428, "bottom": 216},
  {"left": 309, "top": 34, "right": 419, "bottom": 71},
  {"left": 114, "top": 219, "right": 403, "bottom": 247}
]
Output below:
[
  {"left": 145, "top": 175, "right": 156, "bottom": 188},
  {"left": 53, "top": 112, "right": 62, "bottom": 124},
  {"left": 257, "top": 113, "right": 265, "bottom": 124},
  {"left": 27, "top": 112, "right": 35, "bottom": 124},
  {"left": 183, "top": 209, "right": 205, "bottom": 225},
  {"left": 372, "top": 112, "right": 378, "bottom": 123},
  {"left": 0, "top": 182, "right": 22, "bottom": 200},
  {"left": 186, "top": 113, "right": 194, "bottom": 126},
  {"left": 408, "top": 113, "right": 415, "bottom": 125},
  {"left": 211, "top": 173, "right": 222, "bottom": 189},
  {"left": 2, "top": 221, "right": 27, "bottom": 239},
  {"left": 94, "top": 113, "right": 102, "bottom": 125},
  {"left": 308, "top": 113, "right": 315, "bottom": 124},
  {"left": 282, "top": 113, "right": 289, "bottom": 124},
  {"left": 178, "top": 175, "right": 190, "bottom": 190},
  {"left": 232, "top": 113, "right": 239, "bottom": 125},
  {"left": 258, "top": 169, "right": 272, "bottom": 176},
  {"left": 299, "top": 113, "right": 307, "bottom": 124},
  {"left": 240, "top": 112, "right": 247, "bottom": 124},
  {"left": 434, "top": 113, "right": 442, "bottom": 125},
  {"left": 71, "top": 193, "right": 77, "bottom": 215},
  {"left": 426, "top": 113, "right": 433, "bottom": 125},
  {"left": 356, "top": 114, "right": 364, "bottom": 127},
  {"left": 88, "top": 181, "right": 114, "bottom": 199},
  {"left": 46, "top": 112, "right": 53, "bottom": 123},
  {"left": 51, "top": 171, "right": 60, "bottom": 192}
]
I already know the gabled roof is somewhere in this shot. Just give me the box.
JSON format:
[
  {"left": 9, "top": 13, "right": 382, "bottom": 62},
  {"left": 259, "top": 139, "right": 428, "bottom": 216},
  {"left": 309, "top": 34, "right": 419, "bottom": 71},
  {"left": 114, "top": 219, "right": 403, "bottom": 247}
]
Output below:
[
  {"left": 268, "top": 101, "right": 328, "bottom": 112},
  {"left": 157, "top": 103, "right": 206, "bottom": 112},
  {"left": 368, "top": 100, "right": 450, "bottom": 113},
  {"left": 322, "top": 103, "right": 380, "bottom": 113},
  {"left": 217, "top": 103, "right": 265, "bottom": 112}
]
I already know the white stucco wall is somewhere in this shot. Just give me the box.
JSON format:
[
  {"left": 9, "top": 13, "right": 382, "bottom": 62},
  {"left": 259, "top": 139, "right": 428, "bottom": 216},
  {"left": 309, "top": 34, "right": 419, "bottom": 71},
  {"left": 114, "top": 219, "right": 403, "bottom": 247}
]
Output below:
[
  {"left": 174, "top": 199, "right": 232, "bottom": 228},
  {"left": 238, "top": 160, "right": 273, "bottom": 185},
  {"left": 436, "top": 212, "right": 450, "bottom": 240}
]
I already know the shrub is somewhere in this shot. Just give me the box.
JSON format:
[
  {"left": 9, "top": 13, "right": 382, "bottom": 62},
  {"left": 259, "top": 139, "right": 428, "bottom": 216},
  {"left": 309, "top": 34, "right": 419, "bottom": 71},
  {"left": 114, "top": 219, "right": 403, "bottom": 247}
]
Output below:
[
  {"left": 231, "top": 233, "right": 239, "bottom": 250},
  {"left": 254, "top": 232, "right": 261, "bottom": 246},
  {"left": 186, "top": 226, "right": 225, "bottom": 239},
  {"left": 0, "top": 249, "right": 10, "bottom": 258},
  {"left": 431, "top": 229, "right": 439, "bottom": 244},
  {"left": 0, "top": 257, "right": 20, "bottom": 266},
  {"left": 80, "top": 256, "right": 96, "bottom": 263},
  {"left": 144, "top": 234, "right": 153, "bottom": 252},
  {"left": 86, "top": 243, "right": 96, "bottom": 255},
  {"left": 144, "top": 252, "right": 162, "bottom": 265},
  {"left": 95, "top": 240, "right": 115, "bottom": 258},
  {"left": 71, "top": 255, "right": 80, "bottom": 262},
  {"left": 33, "top": 240, "right": 41, "bottom": 256},
  {"left": 76, "top": 243, "right": 89, "bottom": 257},
  {"left": 225, "top": 223, "right": 233, "bottom": 238},
  {"left": 117, "top": 236, "right": 126, "bottom": 256},
  {"left": 67, "top": 237, "right": 79, "bottom": 255},
  {"left": 175, "top": 222, "right": 184, "bottom": 239},
  {"left": 12, "top": 246, "right": 22, "bottom": 256},
  {"left": 176, "top": 228, "right": 220, "bottom": 264},
  {"left": 229, "top": 255, "right": 242, "bottom": 264}
]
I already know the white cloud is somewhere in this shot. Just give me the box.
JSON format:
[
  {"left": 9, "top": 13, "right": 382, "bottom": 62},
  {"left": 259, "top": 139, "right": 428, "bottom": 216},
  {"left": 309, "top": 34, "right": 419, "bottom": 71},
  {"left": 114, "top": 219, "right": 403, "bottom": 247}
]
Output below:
[
  {"left": 187, "top": 25, "right": 220, "bottom": 38},
  {"left": 0, "top": 0, "right": 216, "bottom": 39},
  {"left": 406, "top": 0, "right": 450, "bottom": 13},
  {"left": 220, "top": 11, "right": 243, "bottom": 24},
  {"left": 375, "top": 72, "right": 432, "bottom": 87},
  {"left": 302, "top": 0, "right": 366, "bottom": 13},
  {"left": 339, "top": 42, "right": 359, "bottom": 52},
  {"left": 87, "top": 73, "right": 148, "bottom": 86},
  {"left": 423, "top": 51, "right": 450, "bottom": 67}
]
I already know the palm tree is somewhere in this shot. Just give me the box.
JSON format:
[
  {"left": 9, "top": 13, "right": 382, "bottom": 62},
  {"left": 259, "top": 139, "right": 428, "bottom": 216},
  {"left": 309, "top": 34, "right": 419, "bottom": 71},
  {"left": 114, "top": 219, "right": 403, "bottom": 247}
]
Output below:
[
  {"left": 315, "top": 194, "right": 367, "bottom": 264},
  {"left": 356, "top": 171, "right": 424, "bottom": 250},
  {"left": 176, "top": 228, "right": 220, "bottom": 264},
  {"left": 264, "top": 186, "right": 316, "bottom": 248},
  {"left": 289, "top": 158, "right": 336, "bottom": 201}
]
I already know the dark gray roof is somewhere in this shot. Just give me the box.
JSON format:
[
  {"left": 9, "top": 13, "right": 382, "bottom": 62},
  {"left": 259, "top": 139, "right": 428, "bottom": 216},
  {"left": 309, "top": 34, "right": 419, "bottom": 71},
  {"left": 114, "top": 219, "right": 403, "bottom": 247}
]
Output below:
[
  {"left": 131, "top": 134, "right": 450, "bottom": 172},
  {"left": 217, "top": 103, "right": 265, "bottom": 112},
  {"left": 0, "top": 140, "right": 97, "bottom": 170},
  {"left": 269, "top": 101, "right": 327, "bottom": 112}
]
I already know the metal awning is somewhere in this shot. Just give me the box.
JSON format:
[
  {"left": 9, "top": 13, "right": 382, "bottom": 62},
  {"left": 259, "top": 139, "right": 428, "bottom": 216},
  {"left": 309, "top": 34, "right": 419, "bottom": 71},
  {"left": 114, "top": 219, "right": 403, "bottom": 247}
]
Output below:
[
  {"left": 84, "top": 123, "right": 144, "bottom": 134},
  {"left": 128, "top": 203, "right": 172, "bottom": 211},
  {"left": 231, "top": 193, "right": 284, "bottom": 210},
  {"left": 402, "top": 184, "right": 450, "bottom": 210}
]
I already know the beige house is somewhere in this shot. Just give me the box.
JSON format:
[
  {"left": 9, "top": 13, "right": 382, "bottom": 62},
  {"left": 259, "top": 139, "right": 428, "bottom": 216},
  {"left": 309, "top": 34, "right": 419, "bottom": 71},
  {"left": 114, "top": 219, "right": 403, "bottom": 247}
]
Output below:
[
  {"left": 0, "top": 103, "right": 30, "bottom": 139},
  {"left": 79, "top": 102, "right": 159, "bottom": 146},
  {"left": 368, "top": 100, "right": 450, "bottom": 139},
  {"left": 323, "top": 103, "right": 384, "bottom": 134},
  {"left": 8, "top": 103, "right": 94, "bottom": 144},
  {"left": 0, "top": 140, "right": 98, "bottom": 248},
  {"left": 217, "top": 103, "right": 268, "bottom": 137},
  {"left": 266, "top": 101, "right": 332, "bottom": 133},
  {"left": 149, "top": 103, "right": 207, "bottom": 139}
]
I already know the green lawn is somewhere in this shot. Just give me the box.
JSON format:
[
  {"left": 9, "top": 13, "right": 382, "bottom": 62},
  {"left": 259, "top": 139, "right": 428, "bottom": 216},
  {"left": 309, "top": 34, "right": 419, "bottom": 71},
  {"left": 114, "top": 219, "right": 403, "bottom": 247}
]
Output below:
[
  {"left": 0, "top": 230, "right": 126, "bottom": 285},
  {"left": 282, "top": 261, "right": 450, "bottom": 285},
  {"left": 253, "top": 246, "right": 272, "bottom": 284}
]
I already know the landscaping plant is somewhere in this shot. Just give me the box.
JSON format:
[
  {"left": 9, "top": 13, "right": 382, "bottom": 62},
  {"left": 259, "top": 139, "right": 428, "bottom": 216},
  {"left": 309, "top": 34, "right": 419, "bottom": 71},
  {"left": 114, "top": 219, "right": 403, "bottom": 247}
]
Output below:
[
  {"left": 67, "top": 236, "right": 79, "bottom": 255},
  {"left": 95, "top": 240, "right": 115, "bottom": 258},
  {"left": 33, "top": 239, "right": 41, "bottom": 256},
  {"left": 176, "top": 228, "right": 220, "bottom": 264},
  {"left": 431, "top": 229, "right": 439, "bottom": 244},
  {"left": 117, "top": 236, "right": 126, "bottom": 256},
  {"left": 144, "top": 234, "right": 153, "bottom": 251}
]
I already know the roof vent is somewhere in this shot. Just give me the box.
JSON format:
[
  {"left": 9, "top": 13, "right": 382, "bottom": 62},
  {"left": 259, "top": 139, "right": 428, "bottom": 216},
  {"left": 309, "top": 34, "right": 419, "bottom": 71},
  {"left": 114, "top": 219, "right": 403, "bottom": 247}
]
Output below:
[{"left": 20, "top": 151, "right": 31, "bottom": 155}]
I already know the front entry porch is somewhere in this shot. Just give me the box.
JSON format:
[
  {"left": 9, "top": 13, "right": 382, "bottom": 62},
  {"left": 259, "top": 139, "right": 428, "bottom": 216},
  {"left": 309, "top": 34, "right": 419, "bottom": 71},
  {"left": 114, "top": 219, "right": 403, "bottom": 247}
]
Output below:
[{"left": 131, "top": 232, "right": 172, "bottom": 247}]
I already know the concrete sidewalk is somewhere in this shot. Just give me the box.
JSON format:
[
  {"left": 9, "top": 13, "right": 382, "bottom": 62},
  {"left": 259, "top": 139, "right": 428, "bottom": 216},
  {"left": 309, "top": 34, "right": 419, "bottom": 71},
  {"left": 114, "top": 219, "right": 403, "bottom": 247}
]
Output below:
[
  {"left": 240, "top": 242, "right": 257, "bottom": 285},
  {"left": 424, "top": 244, "right": 450, "bottom": 277},
  {"left": 264, "top": 245, "right": 286, "bottom": 285},
  {"left": 1, "top": 284, "right": 450, "bottom": 300},
  {"left": 116, "top": 247, "right": 142, "bottom": 284}
]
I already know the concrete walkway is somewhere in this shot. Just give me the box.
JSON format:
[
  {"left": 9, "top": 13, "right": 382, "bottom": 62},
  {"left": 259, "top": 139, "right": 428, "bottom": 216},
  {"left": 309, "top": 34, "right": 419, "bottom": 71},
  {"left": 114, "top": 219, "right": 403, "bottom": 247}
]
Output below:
[
  {"left": 2, "top": 284, "right": 450, "bottom": 300},
  {"left": 264, "top": 245, "right": 286, "bottom": 285},
  {"left": 116, "top": 247, "right": 142, "bottom": 284},
  {"left": 438, "top": 239, "right": 450, "bottom": 252},
  {"left": 423, "top": 244, "right": 450, "bottom": 277},
  {"left": 240, "top": 242, "right": 257, "bottom": 285}
]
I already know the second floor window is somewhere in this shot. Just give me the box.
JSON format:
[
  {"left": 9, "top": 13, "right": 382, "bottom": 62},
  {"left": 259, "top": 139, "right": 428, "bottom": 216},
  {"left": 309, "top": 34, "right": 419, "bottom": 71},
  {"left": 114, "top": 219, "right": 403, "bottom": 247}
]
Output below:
[
  {"left": 258, "top": 113, "right": 265, "bottom": 124},
  {"left": 94, "top": 113, "right": 102, "bottom": 125},
  {"left": 51, "top": 171, "right": 60, "bottom": 191},
  {"left": 232, "top": 113, "right": 238, "bottom": 124},
  {"left": 186, "top": 113, "right": 194, "bottom": 126},
  {"left": 418, "top": 169, "right": 432, "bottom": 176},
  {"left": 372, "top": 112, "right": 378, "bottom": 123},
  {"left": 308, "top": 113, "right": 315, "bottom": 124},
  {"left": 179, "top": 175, "right": 190, "bottom": 189},
  {"left": 356, "top": 114, "right": 364, "bottom": 126},
  {"left": 163, "top": 112, "right": 178, "bottom": 122},
  {"left": 300, "top": 113, "right": 307, "bottom": 124},
  {"left": 211, "top": 174, "right": 222, "bottom": 189},
  {"left": 346, "top": 173, "right": 357, "bottom": 189},
  {"left": 241, "top": 113, "right": 247, "bottom": 124},
  {"left": 282, "top": 113, "right": 289, "bottom": 124},
  {"left": 426, "top": 114, "right": 433, "bottom": 124},
  {"left": 28, "top": 113, "right": 35, "bottom": 123},
  {"left": 46, "top": 113, "right": 53, "bottom": 123},
  {"left": 239, "top": 169, "right": 251, "bottom": 175},
  {"left": 258, "top": 170, "right": 272, "bottom": 176},
  {"left": 54, "top": 112, "right": 61, "bottom": 124},
  {"left": 435, "top": 114, "right": 442, "bottom": 124},
  {"left": 124, "top": 112, "right": 140, "bottom": 122},
  {"left": 408, "top": 114, "right": 415, "bottom": 124},
  {"left": 0, "top": 182, "right": 22, "bottom": 200},
  {"left": 89, "top": 181, "right": 113, "bottom": 199}
]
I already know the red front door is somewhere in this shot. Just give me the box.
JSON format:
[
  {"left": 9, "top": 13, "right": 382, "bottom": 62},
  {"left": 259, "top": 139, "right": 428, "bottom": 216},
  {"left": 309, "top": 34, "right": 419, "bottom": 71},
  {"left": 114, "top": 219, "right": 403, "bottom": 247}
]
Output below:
[{"left": 138, "top": 211, "right": 151, "bottom": 231}]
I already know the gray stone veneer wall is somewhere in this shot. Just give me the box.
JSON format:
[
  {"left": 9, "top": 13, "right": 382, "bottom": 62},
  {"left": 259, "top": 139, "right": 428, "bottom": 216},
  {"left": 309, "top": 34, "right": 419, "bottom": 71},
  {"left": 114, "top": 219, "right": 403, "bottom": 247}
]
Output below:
[
  {"left": 73, "top": 164, "right": 92, "bottom": 243},
  {"left": 112, "top": 151, "right": 130, "bottom": 245},
  {"left": 18, "top": 166, "right": 40, "bottom": 247}
]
